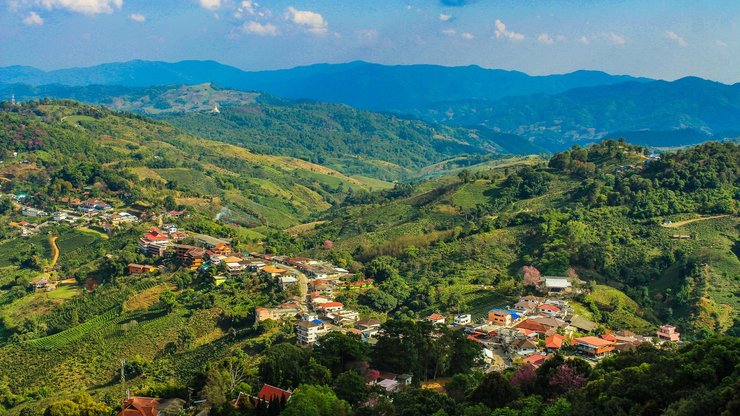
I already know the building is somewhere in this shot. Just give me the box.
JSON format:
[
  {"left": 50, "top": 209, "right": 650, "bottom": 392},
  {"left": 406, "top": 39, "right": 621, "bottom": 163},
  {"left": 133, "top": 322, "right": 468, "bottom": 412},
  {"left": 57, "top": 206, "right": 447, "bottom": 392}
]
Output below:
[
  {"left": 192, "top": 233, "right": 231, "bottom": 249},
  {"left": 138, "top": 229, "right": 170, "bottom": 256},
  {"left": 253, "top": 384, "right": 292, "bottom": 407},
  {"left": 569, "top": 315, "right": 597, "bottom": 333},
  {"left": 79, "top": 199, "right": 112, "bottom": 213},
  {"left": 454, "top": 314, "right": 472, "bottom": 326},
  {"left": 357, "top": 318, "right": 382, "bottom": 331},
  {"left": 109, "top": 212, "right": 138, "bottom": 226},
  {"left": 22, "top": 206, "right": 47, "bottom": 217},
  {"left": 296, "top": 320, "right": 326, "bottom": 345},
  {"left": 116, "top": 397, "right": 185, "bottom": 416},
  {"left": 574, "top": 336, "right": 615, "bottom": 358},
  {"left": 212, "top": 243, "right": 232, "bottom": 256},
  {"left": 278, "top": 275, "right": 299, "bottom": 290},
  {"left": 510, "top": 338, "right": 538, "bottom": 355},
  {"left": 255, "top": 306, "right": 301, "bottom": 323},
  {"left": 537, "top": 304, "right": 561, "bottom": 316},
  {"left": 317, "top": 301, "right": 344, "bottom": 313},
  {"left": 512, "top": 301, "right": 538, "bottom": 314},
  {"left": 260, "top": 265, "right": 287, "bottom": 278},
  {"left": 53, "top": 211, "right": 68, "bottom": 222},
  {"left": 544, "top": 277, "right": 572, "bottom": 293},
  {"left": 545, "top": 334, "right": 565, "bottom": 352},
  {"left": 656, "top": 325, "right": 681, "bottom": 342},
  {"left": 128, "top": 264, "right": 159, "bottom": 275},
  {"left": 426, "top": 313, "right": 446, "bottom": 325},
  {"left": 174, "top": 245, "right": 206, "bottom": 270},
  {"left": 488, "top": 309, "right": 520, "bottom": 326}
]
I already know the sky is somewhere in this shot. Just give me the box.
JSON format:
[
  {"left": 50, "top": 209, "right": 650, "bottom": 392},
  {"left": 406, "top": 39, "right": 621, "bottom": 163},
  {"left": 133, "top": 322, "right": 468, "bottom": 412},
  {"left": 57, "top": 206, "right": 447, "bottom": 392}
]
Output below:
[{"left": 0, "top": 0, "right": 738, "bottom": 83}]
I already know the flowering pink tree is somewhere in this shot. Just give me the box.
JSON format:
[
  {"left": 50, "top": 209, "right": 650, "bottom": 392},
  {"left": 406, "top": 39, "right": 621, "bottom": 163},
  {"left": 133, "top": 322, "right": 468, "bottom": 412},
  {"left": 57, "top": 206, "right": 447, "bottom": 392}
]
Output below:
[
  {"left": 549, "top": 364, "right": 586, "bottom": 393},
  {"left": 323, "top": 239, "right": 333, "bottom": 250},
  {"left": 511, "top": 363, "right": 537, "bottom": 394},
  {"left": 521, "top": 265, "right": 543, "bottom": 287}
]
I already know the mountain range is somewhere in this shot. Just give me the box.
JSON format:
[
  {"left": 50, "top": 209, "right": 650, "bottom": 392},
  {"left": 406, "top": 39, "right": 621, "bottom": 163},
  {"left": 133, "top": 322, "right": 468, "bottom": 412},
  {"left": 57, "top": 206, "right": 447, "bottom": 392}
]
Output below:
[{"left": 1, "top": 60, "right": 739, "bottom": 151}]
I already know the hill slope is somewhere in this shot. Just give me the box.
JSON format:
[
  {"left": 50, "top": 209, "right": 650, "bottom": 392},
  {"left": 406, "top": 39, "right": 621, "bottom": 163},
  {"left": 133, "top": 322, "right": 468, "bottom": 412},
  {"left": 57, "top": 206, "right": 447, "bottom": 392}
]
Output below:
[{"left": 0, "top": 100, "right": 369, "bottom": 228}]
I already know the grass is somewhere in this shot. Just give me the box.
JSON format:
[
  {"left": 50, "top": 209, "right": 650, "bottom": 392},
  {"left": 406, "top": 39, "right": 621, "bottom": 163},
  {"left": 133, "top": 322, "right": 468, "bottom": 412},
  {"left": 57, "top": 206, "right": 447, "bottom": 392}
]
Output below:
[
  {"left": 450, "top": 180, "right": 492, "bottom": 209},
  {"left": 0, "top": 233, "right": 53, "bottom": 267}
]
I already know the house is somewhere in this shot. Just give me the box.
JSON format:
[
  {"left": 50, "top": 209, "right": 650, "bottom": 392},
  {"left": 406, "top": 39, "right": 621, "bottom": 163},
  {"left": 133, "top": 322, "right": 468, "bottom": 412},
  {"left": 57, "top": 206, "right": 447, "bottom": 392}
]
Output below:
[
  {"left": 166, "top": 210, "right": 185, "bottom": 218},
  {"left": 426, "top": 313, "right": 446, "bottom": 325},
  {"left": 109, "top": 212, "right": 138, "bottom": 226},
  {"left": 545, "top": 334, "right": 565, "bottom": 352},
  {"left": 128, "top": 263, "right": 159, "bottom": 275},
  {"left": 327, "top": 309, "right": 360, "bottom": 326},
  {"left": 356, "top": 318, "right": 382, "bottom": 331},
  {"left": 116, "top": 396, "right": 185, "bottom": 416},
  {"left": 514, "top": 319, "right": 549, "bottom": 335},
  {"left": 454, "top": 314, "right": 472, "bottom": 326},
  {"left": 192, "top": 233, "right": 231, "bottom": 249},
  {"left": 138, "top": 229, "right": 170, "bottom": 256},
  {"left": 53, "top": 211, "right": 68, "bottom": 222},
  {"left": 22, "top": 206, "right": 47, "bottom": 217},
  {"left": 510, "top": 338, "right": 538, "bottom": 355},
  {"left": 30, "top": 277, "right": 48, "bottom": 290},
  {"left": 537, "top": 304, "right": 561, "bottom": 316},
  {"left": 529, "top": 316, "right": 568, "bottom": 330},
  {"left": 377, "top": 379, "right": 400, "bottom": 393},
  {"left": 278, "top": 275, "right": 299, "bottom": 290},
  {"left": 338, "top": 279, "right": 374, "bottom": 290},
  {"left": 397, "top": 374, "right": 413, "bottom": 386},
  {"left": 79, "top": 199, "right": 112, "bottom": 212},
  {"left": 255, "top": 384, "right": 292, "bottom": 406},
  {"left": 212, "top": 243, "right": 232, "bottom": 256},
  {"left": 317, "top": 301, "right": 344, "bottom": 313},
  {"left": 255, "top": 306, "right": 300, "bottom": 322},
  {"left": 573, "top": 336, "right": 615, "bottom": 358},
  {"left": 656, "top": 325, "right": 681, "bottom": 342},
  {"left": 260, "top": 265, "right": 287, "bottom": 278},
  {"left": 521, "top": 353, "right": 548, "bottom": 367},
  {"left": 544, "top": 277, "right": 572, "bottom": 293},
  {"left": 512, "top": 301, "right": 538, "bottom": 314},
  {"left": 569, "top": 315, "right": 597, "bottom": 333},
  {"left": 488, "top": 309, "right": 520, "bottom": 326},
  {"left": 296, "top": 320, "right": 327, "bottom": 345},
  {"left": 309, "top": 279, "right": 335, "bottom": 296}
]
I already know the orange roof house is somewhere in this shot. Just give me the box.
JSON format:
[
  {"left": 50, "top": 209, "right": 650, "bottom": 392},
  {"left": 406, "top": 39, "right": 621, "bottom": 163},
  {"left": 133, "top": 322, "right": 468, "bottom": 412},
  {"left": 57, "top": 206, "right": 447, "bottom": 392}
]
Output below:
[
  {"left": 427, "top": 313, "right": 446, "bottom": 324},
  {"left": 573, "top": 336, "right": 615, "bottom": 358},
  {"left": 545, "top": 334, "right": 565, "bottom": 350},
  {"left": 260, "top": 265, "right": 286, "bottom": 276},
  {"left": 117, "top": 397, "right": 184, "bottom": 416}
]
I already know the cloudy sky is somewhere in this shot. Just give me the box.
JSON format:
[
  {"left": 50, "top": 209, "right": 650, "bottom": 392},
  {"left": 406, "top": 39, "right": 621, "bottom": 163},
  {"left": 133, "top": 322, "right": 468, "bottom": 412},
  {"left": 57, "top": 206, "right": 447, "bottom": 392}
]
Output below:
[{"left": 1, "top": 0, "right": 738, "bottom": 83}]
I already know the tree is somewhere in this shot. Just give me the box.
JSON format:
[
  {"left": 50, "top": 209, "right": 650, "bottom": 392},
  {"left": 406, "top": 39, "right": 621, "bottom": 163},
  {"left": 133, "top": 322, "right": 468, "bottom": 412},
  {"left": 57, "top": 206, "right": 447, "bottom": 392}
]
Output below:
[
  {"left": 364, "top": 256, "right": 400, "bottom": 283},
  {"left": 468, "top": 371, "right": 519, "bottom": 410},
  {"left": 259, "top": 344, "right": 308, "bottom": 389},
  {"left": 393, "top": 388, "right": 455, "bottom": 416},
  {"left": 313, "top": 332, "right": 369, "bottom": 377},
  {"left": 332, "top": 371, "right": 369, "bottom": 405},
  {"left": 362, "top": 289, "right": 398, "bottom": 312},
  {"left": 177, "top": 327, "right": 195, "bottom": 350},
  {"left": 281, "top": 385, "right": 351, "bottom": 416},
  {"left": 158, "top": 290, "right": 178, "bottom": 312}
]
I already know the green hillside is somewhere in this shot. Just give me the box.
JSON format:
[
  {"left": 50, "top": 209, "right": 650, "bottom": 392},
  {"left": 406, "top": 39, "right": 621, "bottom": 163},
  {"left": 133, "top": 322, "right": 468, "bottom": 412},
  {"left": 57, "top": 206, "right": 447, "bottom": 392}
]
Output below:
[{"left": 0, "top": 99, "right": 369, "bottom": 229}]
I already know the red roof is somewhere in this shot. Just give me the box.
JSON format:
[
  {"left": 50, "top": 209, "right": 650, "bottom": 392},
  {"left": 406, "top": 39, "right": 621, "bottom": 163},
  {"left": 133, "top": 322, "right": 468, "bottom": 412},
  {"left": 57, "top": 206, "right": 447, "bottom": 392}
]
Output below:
[
  {"left": 257, "top": 384, "right": 292, "bottom": 403},
  {"left": 601, "top": 333, "right": 618, "bottom": 342},
  {"left": 427, "top": 313, "right": 445, "bottom": 321},
  {"left": 143, "top": 233, "right": 169, "bottom": 242},
  {"left": 521, "top": 354, "right": 547, "bottom": 366},
  {"left": 117, "top": 397, "right": 161, "bottom": 416},
  {"left": 515, "top": 319, "right": 548, "bottom": 333},
  {"left": 538, "top": 304, "right": 561, "bottom": 313},
  {"left": 318, "top": 301, "right": 344, "bottom": 309},
  {"left": 545, "top": 334, "right": 565, "bottom": 349}
]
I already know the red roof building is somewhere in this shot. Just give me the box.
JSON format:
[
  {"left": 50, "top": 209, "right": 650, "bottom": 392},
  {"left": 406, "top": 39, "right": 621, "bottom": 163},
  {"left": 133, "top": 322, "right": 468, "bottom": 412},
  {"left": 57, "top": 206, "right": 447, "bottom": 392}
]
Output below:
[
  {"left": 256, "top": 384, "right": 292, "bottom": 403},
  {"left": 545, "top": 334, "right": 565, "bottom": 350}
]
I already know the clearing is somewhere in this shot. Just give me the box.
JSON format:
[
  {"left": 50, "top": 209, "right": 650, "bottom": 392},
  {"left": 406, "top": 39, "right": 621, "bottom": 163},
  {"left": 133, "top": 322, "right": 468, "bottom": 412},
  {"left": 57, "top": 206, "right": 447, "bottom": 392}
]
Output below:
[{"left": 661, "top": 215, "right": 730, "bottom": 228}]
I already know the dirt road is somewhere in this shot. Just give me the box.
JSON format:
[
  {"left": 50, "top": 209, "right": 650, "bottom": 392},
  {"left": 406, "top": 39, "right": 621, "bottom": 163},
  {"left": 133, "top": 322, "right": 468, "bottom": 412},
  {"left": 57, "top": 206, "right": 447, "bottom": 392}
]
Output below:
[{"left": 661, "top": 215, "right": 730, "bottom": 228}]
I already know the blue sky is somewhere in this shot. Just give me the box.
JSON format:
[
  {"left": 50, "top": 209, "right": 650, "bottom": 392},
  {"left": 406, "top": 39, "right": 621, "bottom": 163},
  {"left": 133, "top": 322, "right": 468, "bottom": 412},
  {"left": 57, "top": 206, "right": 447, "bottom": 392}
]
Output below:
[{"left": 1, "top": 0, "right": 738, "bottom": 83}]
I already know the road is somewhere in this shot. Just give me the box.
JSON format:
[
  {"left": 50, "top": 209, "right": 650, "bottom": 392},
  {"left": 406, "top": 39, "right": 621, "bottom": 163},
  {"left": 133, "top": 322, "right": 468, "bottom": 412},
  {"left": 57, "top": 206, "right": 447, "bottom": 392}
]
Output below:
[
  {"left": 661, "top": 215, "right": 730, "bottom": 228},
  {"left": 276, "top": 264, "right": 309, "bottom": 306}
]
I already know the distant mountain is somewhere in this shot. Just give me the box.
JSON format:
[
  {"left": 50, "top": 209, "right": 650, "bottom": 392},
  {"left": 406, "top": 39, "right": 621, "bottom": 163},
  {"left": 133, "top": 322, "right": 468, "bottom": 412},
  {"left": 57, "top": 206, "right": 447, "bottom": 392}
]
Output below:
[
  {"left": 415, "top": 77, "right": 740, "bottom": 149},
  {"left": 0, "top": 60, "right": 651, "bottom": 111}
]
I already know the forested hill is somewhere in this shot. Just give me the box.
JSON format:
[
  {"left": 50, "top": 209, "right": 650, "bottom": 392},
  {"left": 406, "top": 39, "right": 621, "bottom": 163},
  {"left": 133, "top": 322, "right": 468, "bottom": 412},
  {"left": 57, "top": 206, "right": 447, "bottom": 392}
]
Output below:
[
  {"left": 414, "top": 77, "right": 740, "bottom": 148},
  {"left": 297, "top": 140, "right": 739, "bottom": 336},
  {"left": 163, "top": 99, "right": 544, "bottom": 181},
  {"left": 0, "top": 99, "right": 370, "bottom": 228}
]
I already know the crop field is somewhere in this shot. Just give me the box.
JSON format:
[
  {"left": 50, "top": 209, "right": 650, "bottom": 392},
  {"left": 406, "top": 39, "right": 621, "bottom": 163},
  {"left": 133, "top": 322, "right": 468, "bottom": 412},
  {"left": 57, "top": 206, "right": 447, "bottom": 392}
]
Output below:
[
  {"left": 26, "top": 307, "right": 121, "bottom": 350},
  {"left": 0, "top": 234, "right": 53, "bottom": 267}
]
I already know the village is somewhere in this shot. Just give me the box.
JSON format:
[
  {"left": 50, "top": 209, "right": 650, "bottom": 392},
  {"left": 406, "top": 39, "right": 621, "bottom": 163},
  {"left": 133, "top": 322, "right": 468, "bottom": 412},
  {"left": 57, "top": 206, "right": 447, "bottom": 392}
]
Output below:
[{"left": 4, "top": 192, "right": 686, "bottom": 412}]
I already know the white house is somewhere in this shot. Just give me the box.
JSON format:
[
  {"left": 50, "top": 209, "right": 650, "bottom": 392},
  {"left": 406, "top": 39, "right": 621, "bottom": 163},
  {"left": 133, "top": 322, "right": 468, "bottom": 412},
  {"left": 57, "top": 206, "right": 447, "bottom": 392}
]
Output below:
[{"left": 454, "top": 314, "right": 472, "bottom": 326}]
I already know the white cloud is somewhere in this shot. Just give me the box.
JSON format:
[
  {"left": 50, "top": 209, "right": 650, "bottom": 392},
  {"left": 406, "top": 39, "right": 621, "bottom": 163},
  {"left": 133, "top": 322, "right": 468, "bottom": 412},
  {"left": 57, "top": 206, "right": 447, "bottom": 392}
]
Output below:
[
  {"left": 442, "top": 28, "right": 456, "bottom": 36},
  {"left": 537, "top": 33, "right": 554, "bottom": 45},
  {"left": 715, "top": 39, "right": 728, "bottom": 48},
  {"left": 579, "top": 36, "right": 589, "bottom": 44},
  {"left": 243, "top": 20, "right": 278, "bottom": 36},
  {"left": 35, "top": 0, "right": 122, "bottom": 15},
  {"left": 439, "top": 13, "right": 452, "bottom": 22},
  {"left": 606, "top": 32, "right": 626, "bottom": 45},
  {"left": 494, "top": 19, "right": 524, "bottom": 42},
  {"left": 665, "top": 31, "right": 687, "bottom": 47},
  {"left": 198, "top": 0, "right": 220, "bottom": 10},
  {"left": 461, "top": 32, "right": 474, "bottom": 40},
  {"left": 22, "top": 11, "right": 43, "bottom": 25},
  {"left": 286, "top": 6, "right": 327, "bottom": 35},
  {"left": 356, "top": 29, "right": 378, "bottom": 41},
  {"left": 128, "top": 13, "right": 145, "bottom": 22}
]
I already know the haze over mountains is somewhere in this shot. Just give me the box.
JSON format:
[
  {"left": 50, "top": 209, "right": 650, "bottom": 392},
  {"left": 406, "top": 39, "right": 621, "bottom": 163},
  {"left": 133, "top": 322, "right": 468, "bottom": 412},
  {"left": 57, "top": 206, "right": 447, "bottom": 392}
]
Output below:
[{"left": 1, "top": 60, "right": 739, "bottom": 150}]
